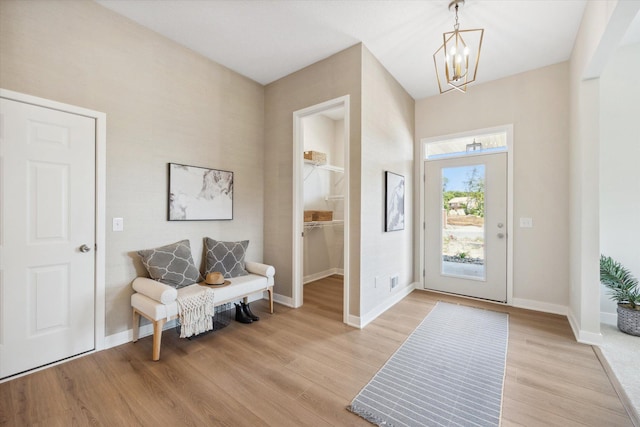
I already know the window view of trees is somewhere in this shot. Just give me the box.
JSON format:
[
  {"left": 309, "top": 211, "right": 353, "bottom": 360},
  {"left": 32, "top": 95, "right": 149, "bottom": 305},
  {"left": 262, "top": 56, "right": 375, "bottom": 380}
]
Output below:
[
  {"left": 442, "top": 166, "right": 485, "bottom": 218},
  {"left": 441, "top": 165, "right": 485, "bottom": 268},
  {"left": 463, "top": 167, "right": 485, "bottom": 217}
]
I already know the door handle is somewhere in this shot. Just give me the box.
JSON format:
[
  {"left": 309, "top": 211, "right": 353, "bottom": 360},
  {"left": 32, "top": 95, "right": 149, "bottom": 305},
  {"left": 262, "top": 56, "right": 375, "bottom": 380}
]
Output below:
[
  {"left": 79, "top": 244, "right": 92, "bottom": 253},
  {"left": 497, "top": 233, "right": 505, "bottom": 239}
]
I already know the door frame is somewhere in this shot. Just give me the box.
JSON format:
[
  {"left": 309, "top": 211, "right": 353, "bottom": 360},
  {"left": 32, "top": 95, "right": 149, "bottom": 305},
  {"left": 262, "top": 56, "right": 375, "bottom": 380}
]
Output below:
[
  {"left": 292, "top": 95, "right": 350, "bottom": 324},
  {"left": 417, "top": 124, "right": 514, "bottom": 305},
  {"left": 0, "top": 89, "right": 107, "bottom": 356}
]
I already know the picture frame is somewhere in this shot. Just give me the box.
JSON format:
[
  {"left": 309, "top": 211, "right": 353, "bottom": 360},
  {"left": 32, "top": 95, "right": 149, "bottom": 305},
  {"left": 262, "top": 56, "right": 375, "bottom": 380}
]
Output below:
[
  {"left": 168, "top": 163, "right": 233, "bottom": 221},
  {"left": 385, "top": 171, "right": 405, "bottom": 232}
]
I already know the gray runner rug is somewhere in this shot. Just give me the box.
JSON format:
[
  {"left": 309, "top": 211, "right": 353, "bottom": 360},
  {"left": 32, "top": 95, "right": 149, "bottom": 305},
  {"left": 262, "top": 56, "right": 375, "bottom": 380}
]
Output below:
[{"left": 348, "top": 301, "right": 509, "bottom": 427}]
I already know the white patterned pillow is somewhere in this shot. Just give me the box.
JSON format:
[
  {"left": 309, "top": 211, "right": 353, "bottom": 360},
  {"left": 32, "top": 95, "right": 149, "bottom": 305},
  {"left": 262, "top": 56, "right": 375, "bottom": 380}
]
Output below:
[
  {"left": 204, "top": 238, "right": 249, "bottom": 278},
  {"left": 137, "top": 240, "right": 202, "bottom": 289}
]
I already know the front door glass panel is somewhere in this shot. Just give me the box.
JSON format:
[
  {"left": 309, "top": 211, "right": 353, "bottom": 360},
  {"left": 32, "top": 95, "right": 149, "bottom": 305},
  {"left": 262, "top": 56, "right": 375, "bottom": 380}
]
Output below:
[{"left": 441, "top": 164, "right": 485, "bottom": 280}]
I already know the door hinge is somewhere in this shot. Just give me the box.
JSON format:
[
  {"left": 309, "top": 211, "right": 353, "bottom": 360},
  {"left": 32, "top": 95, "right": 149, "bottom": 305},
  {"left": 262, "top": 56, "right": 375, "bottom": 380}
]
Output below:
[{"left": 423, "top": 268, "right": 425, "bottom": 277}]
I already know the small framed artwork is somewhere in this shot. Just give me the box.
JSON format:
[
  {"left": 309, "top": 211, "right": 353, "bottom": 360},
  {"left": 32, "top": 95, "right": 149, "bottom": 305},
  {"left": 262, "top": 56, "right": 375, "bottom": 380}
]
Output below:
[
  {"left": 168, "top": 163, "right": 233, "bottom": 221},
  {"left": 385, "top": 171, "right": 405, "bottom": 232}
]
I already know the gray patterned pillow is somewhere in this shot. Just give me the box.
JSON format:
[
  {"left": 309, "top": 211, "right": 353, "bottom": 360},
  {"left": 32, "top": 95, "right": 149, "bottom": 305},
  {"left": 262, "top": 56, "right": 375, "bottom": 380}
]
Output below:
[
  {"left": 137, "top": 240, "right": 202, "bottom": 289},
  {"left": 204, "top": 238, "right": 249, "bottom": 278}
]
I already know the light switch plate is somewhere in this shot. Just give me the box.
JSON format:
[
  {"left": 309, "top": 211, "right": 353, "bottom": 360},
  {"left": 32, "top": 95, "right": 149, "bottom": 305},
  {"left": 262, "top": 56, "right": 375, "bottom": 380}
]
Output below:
[
  {"left": 113, "top": 217, "right": 124, "bottom": 232},
  {"left": 519, "top": 217, "right": 533, "bottom": 228}
]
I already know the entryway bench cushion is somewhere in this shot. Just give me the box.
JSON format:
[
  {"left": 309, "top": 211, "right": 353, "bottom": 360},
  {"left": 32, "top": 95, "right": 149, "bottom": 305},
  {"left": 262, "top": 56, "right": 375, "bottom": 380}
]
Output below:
[{"left": 131, "top": 261, "right": 274, "bottom": 360}]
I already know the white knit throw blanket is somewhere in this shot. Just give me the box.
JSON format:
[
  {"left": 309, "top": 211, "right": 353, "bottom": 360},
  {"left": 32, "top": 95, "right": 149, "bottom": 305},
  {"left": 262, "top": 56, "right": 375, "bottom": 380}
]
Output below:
[{"left": 176, "top": 288, "right": 215, "bottom": 338}]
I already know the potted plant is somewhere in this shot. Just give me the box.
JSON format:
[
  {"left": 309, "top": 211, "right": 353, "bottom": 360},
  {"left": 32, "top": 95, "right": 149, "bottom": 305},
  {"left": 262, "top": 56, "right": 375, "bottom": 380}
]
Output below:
[{"left": 600, "top": 255, "right": 640, "bottom": 336}]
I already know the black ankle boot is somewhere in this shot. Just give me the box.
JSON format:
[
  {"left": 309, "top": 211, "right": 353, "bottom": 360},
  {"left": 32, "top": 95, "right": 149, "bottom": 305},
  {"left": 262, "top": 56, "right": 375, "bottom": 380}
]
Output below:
[
  {"left": 234, "top": 303, "right": 253, "bottom": 324},
  {"left": 241, "top": 302, "right": 259, "bottom": 321}
]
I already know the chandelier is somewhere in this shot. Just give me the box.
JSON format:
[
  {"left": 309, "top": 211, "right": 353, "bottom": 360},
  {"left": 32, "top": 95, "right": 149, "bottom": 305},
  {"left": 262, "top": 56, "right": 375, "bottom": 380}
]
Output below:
[{"left": 433, "top": 0, "right": 484, "bottom": 94}]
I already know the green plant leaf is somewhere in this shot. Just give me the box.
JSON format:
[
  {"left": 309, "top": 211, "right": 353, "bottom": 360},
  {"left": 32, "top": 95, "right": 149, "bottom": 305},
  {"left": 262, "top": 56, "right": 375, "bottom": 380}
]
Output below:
[{"left": 600, "top": 255, "right": 639, "bottom": 309}]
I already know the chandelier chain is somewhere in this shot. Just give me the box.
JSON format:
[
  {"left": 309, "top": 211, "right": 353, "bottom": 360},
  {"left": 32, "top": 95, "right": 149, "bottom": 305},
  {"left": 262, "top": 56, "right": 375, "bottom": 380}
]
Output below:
[{"left": 454, "top": 4, "right": 460, "bottom": 31}]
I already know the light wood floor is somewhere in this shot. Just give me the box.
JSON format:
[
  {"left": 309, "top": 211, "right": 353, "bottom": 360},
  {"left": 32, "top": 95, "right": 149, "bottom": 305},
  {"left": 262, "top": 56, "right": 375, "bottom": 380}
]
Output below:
[{"left": 0, "top": 276, "right": 633, "bottom": 426}]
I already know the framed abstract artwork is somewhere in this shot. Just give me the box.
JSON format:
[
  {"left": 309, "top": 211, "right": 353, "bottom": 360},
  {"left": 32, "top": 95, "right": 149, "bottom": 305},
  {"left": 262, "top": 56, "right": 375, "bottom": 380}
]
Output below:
[
  {"left": 385, "top": 171, "right": 405, "bottom": 232},
  {"left": 168, "top": 163, "right": 233, "bottom": 221}
]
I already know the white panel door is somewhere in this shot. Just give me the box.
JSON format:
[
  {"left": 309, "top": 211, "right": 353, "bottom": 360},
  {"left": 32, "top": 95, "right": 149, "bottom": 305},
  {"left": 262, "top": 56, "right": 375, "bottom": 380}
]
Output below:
[
  {"left": 425, "top": 153, "right": 507, "bottom": 302},
  {"left": 0, "top": 98, "right": 96, "bottom": 379}
]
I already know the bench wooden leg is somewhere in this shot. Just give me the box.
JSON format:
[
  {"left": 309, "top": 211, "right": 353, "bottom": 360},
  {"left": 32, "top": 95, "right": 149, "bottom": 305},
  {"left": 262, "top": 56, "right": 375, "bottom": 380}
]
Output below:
[
  {"left": 152, "top": 318, "right": 166, "bottom": 361},
  {"left": 244, "top": 290, "right": 273, "bottom": 314},
  {"left": 132, "top": 309, "right": 141, "bottom": 342}
]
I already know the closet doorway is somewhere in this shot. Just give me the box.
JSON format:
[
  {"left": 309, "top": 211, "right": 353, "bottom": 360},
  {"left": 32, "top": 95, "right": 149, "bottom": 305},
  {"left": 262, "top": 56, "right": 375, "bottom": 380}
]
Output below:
[{"left": 293, "top": 96, "right": 350, "bottom": 324}]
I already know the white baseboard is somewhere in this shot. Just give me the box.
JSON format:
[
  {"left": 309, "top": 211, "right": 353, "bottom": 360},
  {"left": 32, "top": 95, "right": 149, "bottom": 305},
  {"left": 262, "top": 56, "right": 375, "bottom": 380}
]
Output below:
[
  {"left": 346, "top": 314, "right": 361, "bottom": 328},
  {"left": 103, "top": 293, "right": 271, "bottom": 350},
  {"left": 104, "top": 319, "right": 178, "bottom": 349},
  {"left": 358, "top": 283, "right": 417, "bottom": 329},
  {"left": 303, "top": 268, "right": 343, "bottom": 284},
  {"left": 104, "top": 329, "right": 134, "bottom": 349},
  {"left": 513, "top": 298, "right": 606, "bottom": 344},
  {"left": 512, "top": 298, "right": 568, "bottom": 316},
  {"left": 601, "top": 311, "right": 617, "bottom": 326},
  {"left": 273, "top": 292, "right": 295, "bottom": 308},
  {"left": 568, "top": 309, "right": 603, "bottom": 345}
]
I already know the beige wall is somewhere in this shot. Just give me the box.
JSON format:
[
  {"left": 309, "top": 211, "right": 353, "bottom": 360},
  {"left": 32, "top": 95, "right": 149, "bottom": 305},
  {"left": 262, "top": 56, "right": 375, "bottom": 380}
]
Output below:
[
  {"left": 360, "top": 47, "right": 415, "bottom": 316},
  {"left": 264, "top": 44, "right": 415, "bottom": 320},
  {"left": 264, "top": 44, "right": 362, "bottom": 314},
  {"left": 599, "top": 42, "right": 640, "bottom": 320},
  {"left": 2, "top": 0, "right": 582, "bottom": 336},
  {"left": 0, "top": 0, "right": 265, "bottom": 335},
  {"left": 416, "top": 63, "right": 571, "bottom": 308}
]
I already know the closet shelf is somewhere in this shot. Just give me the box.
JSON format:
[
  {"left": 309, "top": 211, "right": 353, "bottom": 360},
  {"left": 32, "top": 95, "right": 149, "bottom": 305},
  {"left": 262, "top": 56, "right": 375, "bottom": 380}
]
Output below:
[
  {"left": 325, "top": 195, "right": 344, "bottom": 201},
  {"left": 304, "top": 159, "right": 344, "bottom": 174},
  {"left": 304, "top": 219, "right": 344, "bottom": 230}
]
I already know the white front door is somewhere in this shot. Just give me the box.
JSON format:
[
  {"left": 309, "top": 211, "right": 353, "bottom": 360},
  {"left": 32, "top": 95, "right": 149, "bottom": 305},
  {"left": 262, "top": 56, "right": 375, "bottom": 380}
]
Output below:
[
  {"left": 425, "top": 153, "right": 507, "bottom": 302},
  {"left": 0, "top": 98, "right": 96, "bottom": 379}
]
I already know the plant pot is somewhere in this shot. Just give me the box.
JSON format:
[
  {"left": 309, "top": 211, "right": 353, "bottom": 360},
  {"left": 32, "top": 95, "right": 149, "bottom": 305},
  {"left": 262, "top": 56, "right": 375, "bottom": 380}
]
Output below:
[{"left": 617, "top": 304, "right": 640, "bottom": 337}]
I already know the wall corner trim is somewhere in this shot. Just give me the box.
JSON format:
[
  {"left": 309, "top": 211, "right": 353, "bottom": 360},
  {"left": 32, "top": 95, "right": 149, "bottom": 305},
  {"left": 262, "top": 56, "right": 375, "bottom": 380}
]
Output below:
[
  {"left": 272, "top": 293, "right": 295, "bottom": 308},
  {"left": 568, "top": 309, "right": 603, "bottom": 345}
]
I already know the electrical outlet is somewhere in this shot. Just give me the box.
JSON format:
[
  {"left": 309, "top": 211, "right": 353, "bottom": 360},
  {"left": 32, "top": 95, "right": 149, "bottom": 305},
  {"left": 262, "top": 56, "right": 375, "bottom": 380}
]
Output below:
[{"left": 390, "top": 275, "right": 399, "bottom": 289}]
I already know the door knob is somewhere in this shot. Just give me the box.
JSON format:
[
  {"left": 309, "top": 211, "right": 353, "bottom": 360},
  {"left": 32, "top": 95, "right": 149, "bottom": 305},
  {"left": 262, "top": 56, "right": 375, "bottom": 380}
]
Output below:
[
  {"left": 497, "top": 233, "right": 505, "bottom": 239},
  {"left": 79, "top": 244, "right": 92, "bottom": 253}
]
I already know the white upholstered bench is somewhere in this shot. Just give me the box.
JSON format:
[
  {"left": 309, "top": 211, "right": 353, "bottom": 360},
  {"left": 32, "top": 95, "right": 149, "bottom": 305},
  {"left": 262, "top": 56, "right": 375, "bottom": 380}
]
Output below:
[{"left": 131, "top": 261, "right": 274, "bottom": 361}]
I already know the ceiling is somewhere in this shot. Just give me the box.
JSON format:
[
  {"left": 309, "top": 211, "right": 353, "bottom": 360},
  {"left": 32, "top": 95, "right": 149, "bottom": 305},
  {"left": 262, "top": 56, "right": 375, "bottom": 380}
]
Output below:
[{"left": 96, "top": 0, "right": 640, "bottom": 100}]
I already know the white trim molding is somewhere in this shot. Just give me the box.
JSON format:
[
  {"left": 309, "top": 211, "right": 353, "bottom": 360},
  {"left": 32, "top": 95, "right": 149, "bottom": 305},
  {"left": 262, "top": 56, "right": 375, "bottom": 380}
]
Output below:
[
  {"left": 568, "top": 309, "right": 603, "bottom": 345},
  {"left": 418, "top": 124, "right": 514, "bottom": 305},
  {"left": 273, "top": 292, "right": 295, "bottom": 308},
  {"left": 292, "top": 95, "right": 350, "bottom": 323},
  {"left": 357, "top": 283, "right": 417, "bottom": 329},
  {"left": 511, "top": 298, "right": 568, "bottom": 316},
  {"left": 303, "top": 268, "right": 343, "bottom": 284}
]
